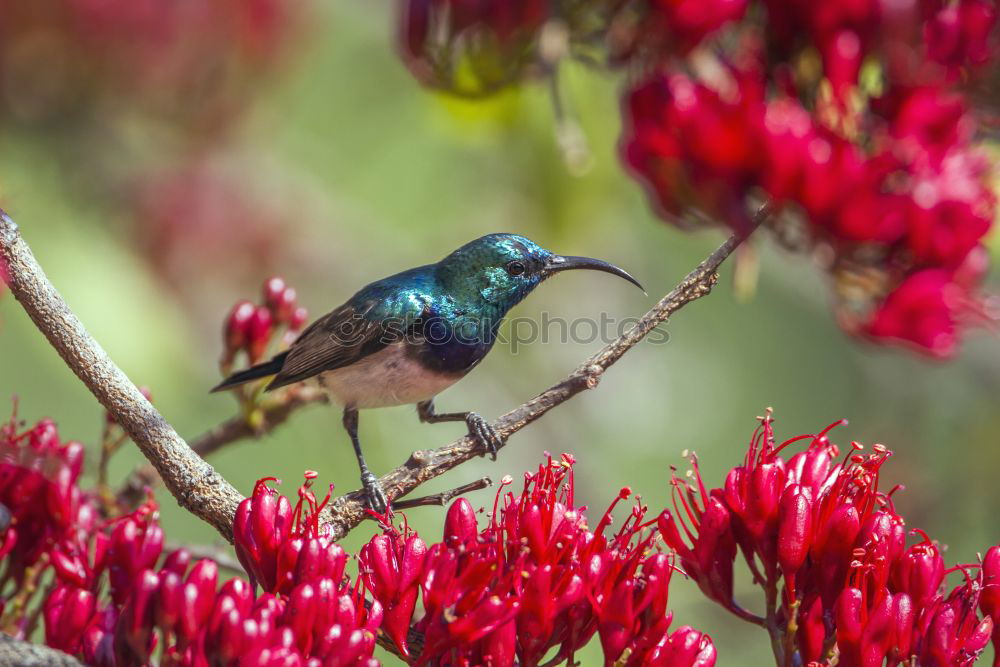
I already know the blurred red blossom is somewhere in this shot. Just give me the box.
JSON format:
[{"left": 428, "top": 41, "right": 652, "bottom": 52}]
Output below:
[
  {"left": 622, "top": 71, "right": 996, "bottom": 357},
  {"left": 0, "top": 0, "right": 301, "bottom": 130},
  {"left": 134, "top": 158, "right": 307, "bottom": 298},
  {"left": 925, "top": 0, "right": 999, "bottom": 72}
]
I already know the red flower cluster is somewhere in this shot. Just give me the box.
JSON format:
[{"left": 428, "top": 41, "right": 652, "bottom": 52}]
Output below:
[
  {"left": 359, "top": 454, "right": 717, "bottom": 667},
  {"left": 618, "top": 2, "right": 997, "bottom": 358},
  {"left": 222, "top": 275, "right": 308, "bottom": 371},
  {"left": 5, "top": 405, "right": 998, "bottom": 666},
  {"left": 46, "top": 496, "right": 381, "bottom": 666},
  {"left": 0, "top": 410, "right": 383, "bottom": 666},
  {"left": 46, "top": 475, "right": 380, "bottom": 665},
  {"left": 660, "top": 412, "right": 999, "bottom": 666},
  {"left": 0, "top": 414, "right": 87, "bottom": 609}
]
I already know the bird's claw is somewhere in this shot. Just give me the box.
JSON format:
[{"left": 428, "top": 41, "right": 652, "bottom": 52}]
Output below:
[
  {"left": 466, "top": 412, "right": 504, "bottom": 461},
  {"left": 360, "top": 471, "right": 389, "bottom": 514}
]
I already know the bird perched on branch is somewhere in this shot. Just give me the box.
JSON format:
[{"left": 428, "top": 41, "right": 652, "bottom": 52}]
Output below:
[{"left": 213, "top": 233, "right": 643, "bottom": 511}]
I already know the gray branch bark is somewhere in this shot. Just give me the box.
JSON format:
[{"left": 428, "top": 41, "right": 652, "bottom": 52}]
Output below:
[{"left": 0, "top": 634, "right": 82, "bottom": 666}]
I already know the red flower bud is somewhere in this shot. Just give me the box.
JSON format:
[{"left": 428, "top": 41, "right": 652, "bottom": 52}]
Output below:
[
  {"left": 264, "top": 277, "right": 299, "bottom": 324},
  {"left": 285, "top": 582, "right": 319, "bottom": 654},
  {"left": 482, "top": 618, "right": 517, "bottom": 667},
  {"left": 247, "top": 306, "right": 274, "bottom": 363},
  {"left": 263, "top": 276, "right": 287, "bottom": 310},
  {"left": 813, "top": 504, "right": 860, "bottom": 608},
  {"left": 234, "top": 478, "right": 293, "bottom": 593},
  {"left": 289, "top": 306, "right": 309, "bottom": 332},
  {"left": 647, "top": 626, "right": 717, "bottom": 667},
  {"left": 224, "top": 300, "right": 256, "bottom": 355},
  {"left": 360, "top": 533, "right": 427, "bottom": 657},
  {"left": 113, "top": 570, "right": 160, "bottom": 666},
  {"left": 168, "top": 558, "right": 218, "bottom": 641},
  {"left": 108, "top": 507, "right": 164, "bottom": 605},
  {"left": 797, "top": 596, "right": 826, "bottom": 663},
  {"left": 891, "top": 593, "right": 915, "bottom": 663},
  {"left": 693, "top": 497, "right": 737, "bottom": 606},
  {"left": 444, "top": 497, "right": 479, "bottom": 548},
  {"left": 777, "top": 484, "right": 812, "bottom": 587},
  {"left": 160, "top": 548, "right": 191, "bottom": 577},
  {"left": 154, "top": 572, "right": 184, "bottom": 637},
  {"left": 892, "top": 537, "right": 945, "bottom": 611},
  {"left": 980, "top": 545, "right": 1000, "bottom": 656}
]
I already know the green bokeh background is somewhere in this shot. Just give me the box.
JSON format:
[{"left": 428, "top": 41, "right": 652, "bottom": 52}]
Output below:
[{"left": 1, "top": 5, "right": 997, "bottom": 665}]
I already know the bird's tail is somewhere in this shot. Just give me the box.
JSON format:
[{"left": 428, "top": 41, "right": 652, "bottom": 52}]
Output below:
[{"left": 210, "top": 352, "right": 288, "bottom": 393}]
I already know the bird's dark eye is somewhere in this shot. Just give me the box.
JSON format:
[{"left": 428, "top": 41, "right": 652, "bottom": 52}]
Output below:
[{"left": 505, "top": 260, "right": 526, "bottom": 276}]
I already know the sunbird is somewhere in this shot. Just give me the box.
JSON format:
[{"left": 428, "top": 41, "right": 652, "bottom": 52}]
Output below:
[{"left": 213, "top": 233, "right": 643, "bottom": 511}]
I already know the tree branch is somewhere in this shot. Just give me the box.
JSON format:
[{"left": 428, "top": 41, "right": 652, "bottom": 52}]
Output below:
[
  {"left": 0, "top": 210, "right": 244, "bottom": 542},
  {"left": 0, "top": 201, "right": 767, "bottom": 546},
  {"left": 318, "top": 202, "right": 772, "bottom": 539}
]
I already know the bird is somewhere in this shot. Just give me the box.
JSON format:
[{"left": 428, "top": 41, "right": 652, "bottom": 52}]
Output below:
[{"left": 212, "top": 233, "right": 643, "bottom": 512}]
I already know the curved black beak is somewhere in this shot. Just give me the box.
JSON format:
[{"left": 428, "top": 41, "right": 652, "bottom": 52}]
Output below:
[{"left": 543, "top": 255, "right": 645, "bottom": 293}]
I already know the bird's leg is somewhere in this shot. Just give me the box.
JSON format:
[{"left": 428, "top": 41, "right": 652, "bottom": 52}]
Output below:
[
  {"left": 416, "top": 399, "right": 504, "bottom": 461},
  {"left": 342, "top": 407, "right": 388, "bottom": 513}
]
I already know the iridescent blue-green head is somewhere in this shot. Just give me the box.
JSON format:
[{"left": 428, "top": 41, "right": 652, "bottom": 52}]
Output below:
[{"left": 435, "top": 233, "right": 643, "bottom": 314}]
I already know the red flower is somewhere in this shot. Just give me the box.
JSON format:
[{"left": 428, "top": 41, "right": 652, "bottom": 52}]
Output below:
[
  {"left": 622, "top": 72, "right": 765, "bottom": 231},
  {"left": 43, "top": 585, "right": 97, "bottom": 655},
  {"left": 918, "top": 570, "right": 994, "bottom": 666},
  {"left": 864, "top": 268, "right": 981, "bottom": 358},
  {"left": 233, "top": 473, "right": 348, "bottom": 596},
  {"left": 107, "top": 503, "right": 164, "bottom": 606},
  {"left": 360, "top": 531, "right": 427, "bottom": 658},
  {"left": 0, "top": 414, "right": 87, "bottom": 586},
  {"left": 614, "top": 0, "right": 997, "bottom": 360}
]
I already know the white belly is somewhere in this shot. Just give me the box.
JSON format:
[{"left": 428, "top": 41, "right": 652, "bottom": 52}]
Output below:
[{"left": 315, "top": 344, "right": 462, "bottom": 409}]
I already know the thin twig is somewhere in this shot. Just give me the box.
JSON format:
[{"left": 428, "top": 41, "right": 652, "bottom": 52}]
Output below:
[
  {"left": 392, "top": 477, "right": 493, "bottom": 510},
  {"left": 318, "top": 203, "right": 772, "bottom": 539},
  {"left": 0, "top": 634, "right": 82, "bottom": 666},
  {"left": 0, "top": 210, "right": 245, "bottom": 542}
]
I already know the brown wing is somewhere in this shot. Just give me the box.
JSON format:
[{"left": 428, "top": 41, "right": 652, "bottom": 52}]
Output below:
[{"left": 266, "top": 302, "right": 391, "bottom": 390}]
